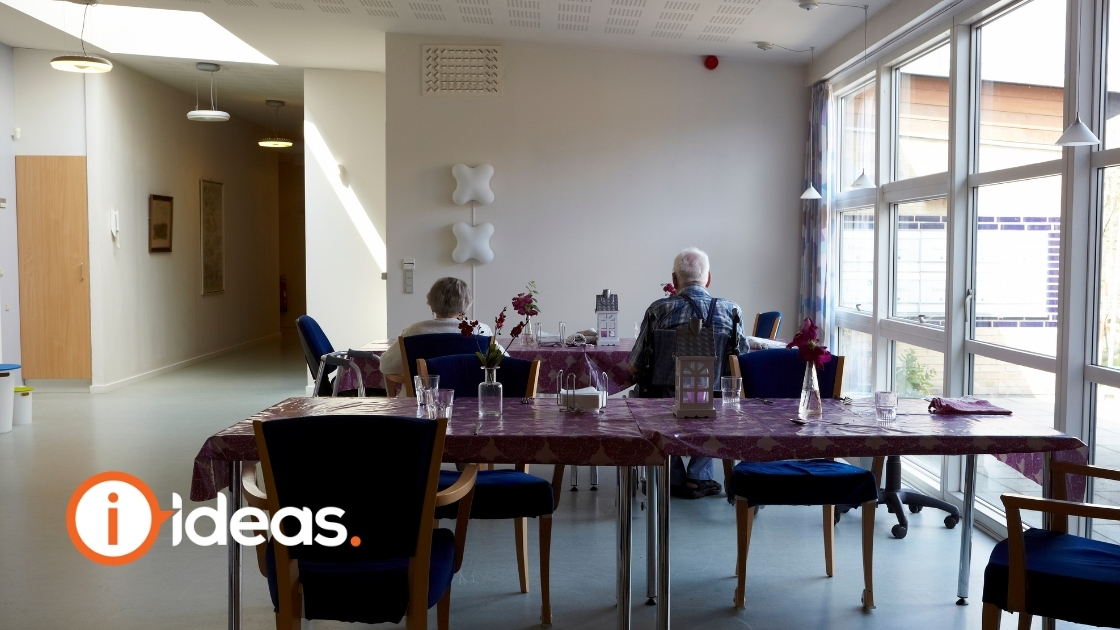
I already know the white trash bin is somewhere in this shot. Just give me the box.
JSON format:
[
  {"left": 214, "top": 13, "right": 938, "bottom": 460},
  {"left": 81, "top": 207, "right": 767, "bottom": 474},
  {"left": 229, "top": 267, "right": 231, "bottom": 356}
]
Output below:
[
  {"left": 0, "top": 364, "right": 18, "bottom": 434},
  {"left": 13, "top": 386, "right": 32, "bottom": 426}
]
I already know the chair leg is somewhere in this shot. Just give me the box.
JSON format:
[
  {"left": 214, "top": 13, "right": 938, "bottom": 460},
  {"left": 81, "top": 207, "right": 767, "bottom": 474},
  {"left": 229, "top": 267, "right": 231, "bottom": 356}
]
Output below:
[
  {"left": 822, "top": 505, "right": 835, "bottom": 577},
  {"left": 734, "top": 500, "right": 754, "bottom": 609},
  {"left": 981, "top": 603, "right": 1002, "bottom": 630},
  {"left": 861, "top": 500, "right": 876, "bottom": 609},
  {"left": 515, "top": 517, "right": 530, "bottom": 594},
  {"left": 437, "top": 586, "right": 451, "bottom": 630},
  {"left": 1016, "top": 614, "right": 1032, "bottom": 630},
  {"left": 539, "top": 516, "right": 553, "bottom": 627}
]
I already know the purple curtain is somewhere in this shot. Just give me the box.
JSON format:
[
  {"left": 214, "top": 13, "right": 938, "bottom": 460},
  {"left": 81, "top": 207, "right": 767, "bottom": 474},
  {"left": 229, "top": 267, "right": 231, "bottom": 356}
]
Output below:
[{"left": 798, "top": 81, "right": 833, "bottom": 344}]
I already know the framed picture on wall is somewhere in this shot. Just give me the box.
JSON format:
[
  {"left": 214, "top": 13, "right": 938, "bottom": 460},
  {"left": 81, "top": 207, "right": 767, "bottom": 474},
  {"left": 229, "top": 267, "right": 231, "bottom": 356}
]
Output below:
[
  {"left": 148, "top": 194, "right": 173, "bottom": 253},
  {"left": 200, "top": 180, "right": 224, "bottom": 294}
]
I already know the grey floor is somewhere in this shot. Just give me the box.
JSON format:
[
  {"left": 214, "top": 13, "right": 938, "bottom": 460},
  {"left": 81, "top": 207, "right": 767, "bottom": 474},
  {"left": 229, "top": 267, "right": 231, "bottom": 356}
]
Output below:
[{"left": 0, "top": 334, "right": 1084, "bottom": 629}]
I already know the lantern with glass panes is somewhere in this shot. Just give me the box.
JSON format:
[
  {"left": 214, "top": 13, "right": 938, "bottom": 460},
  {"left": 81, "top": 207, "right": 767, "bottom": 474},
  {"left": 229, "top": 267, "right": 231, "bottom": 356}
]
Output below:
[
  {"left": 595, "top": 289, "right": 619, "bottom": 346},
  {"left": 673, "top": 355, "right": 716, "bottom": 418}
]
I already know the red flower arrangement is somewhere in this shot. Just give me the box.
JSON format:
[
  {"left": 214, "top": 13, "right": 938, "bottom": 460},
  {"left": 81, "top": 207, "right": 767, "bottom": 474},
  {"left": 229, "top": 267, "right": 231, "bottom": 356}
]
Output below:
[
  {"left": 511, "top": 281, "right": 540, "bottom": 317},
  {"left": 786, "top": 318, "right": 832, "bottom": 370},
  {"left": 662, "top": 283, "right": 677, "bottom": 297},
  {"left": 461, "top": 307, "right": 521, "bottom": 367}
]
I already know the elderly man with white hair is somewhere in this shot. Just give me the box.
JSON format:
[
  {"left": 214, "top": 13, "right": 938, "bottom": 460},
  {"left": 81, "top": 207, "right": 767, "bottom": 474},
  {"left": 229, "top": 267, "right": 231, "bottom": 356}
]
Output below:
[{"left": 629, "top": 247, "right": 747, "bottom": 499}]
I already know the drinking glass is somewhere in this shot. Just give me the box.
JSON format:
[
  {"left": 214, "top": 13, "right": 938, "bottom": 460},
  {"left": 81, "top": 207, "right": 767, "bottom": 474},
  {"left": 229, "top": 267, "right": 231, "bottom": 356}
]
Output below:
[
  {"left": 721, "top": 376, "right": 742, "bottom": 405},
  {"left": 427, "top": 389, "right": 455, "bottom": 420},
  {"left": 414, "top": 375, "right": 439, "bottom": 409},
  {"left": 875, "top": 391, "right": 898, "bottom": 422},
  {"left": 559, "top": 322, "right": 566, "bottom": 346}
]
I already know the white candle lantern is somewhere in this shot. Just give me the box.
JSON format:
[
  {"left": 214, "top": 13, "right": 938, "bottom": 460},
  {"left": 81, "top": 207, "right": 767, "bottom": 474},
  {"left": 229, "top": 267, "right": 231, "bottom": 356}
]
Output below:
[
  {"left": 673, "top": 356, "right": 716, "bottom": 418},
  {"left": 595, "top": 289, "right": 619, "bottom": 346}
]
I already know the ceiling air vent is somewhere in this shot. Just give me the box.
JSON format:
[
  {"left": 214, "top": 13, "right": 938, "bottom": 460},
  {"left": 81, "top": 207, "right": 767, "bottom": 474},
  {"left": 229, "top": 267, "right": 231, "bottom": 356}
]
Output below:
[{"left": 423, "top": 46, "right": 502, "bottom": 96}]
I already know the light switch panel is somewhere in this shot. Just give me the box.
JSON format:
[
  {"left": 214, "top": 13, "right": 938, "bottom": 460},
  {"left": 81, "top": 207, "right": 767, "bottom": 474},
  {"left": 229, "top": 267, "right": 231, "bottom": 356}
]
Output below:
[
  {"left": 0, "top": 198, "right": 7, "bottom": 208},
  {"left": 402, "top": 259, "right": 415, "bottom": 294}
]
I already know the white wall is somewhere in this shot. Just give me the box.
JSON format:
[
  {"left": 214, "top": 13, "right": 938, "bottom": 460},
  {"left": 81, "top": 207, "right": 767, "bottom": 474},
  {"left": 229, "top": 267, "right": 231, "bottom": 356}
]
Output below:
[
  {"left": 0, "top": 44, "right": 19, "bottom": 376},
  {"left": 82, "top": 61, "right": 280, "bottom": 391},
  {"left": 303, "top": 69, "right": 387, "bottom": 352},
  {"left": 12, "top": 48, "right": 84, "bottom": 156},
  {"left": 386, "top": 35, "right": 807, "bottom": 340}
]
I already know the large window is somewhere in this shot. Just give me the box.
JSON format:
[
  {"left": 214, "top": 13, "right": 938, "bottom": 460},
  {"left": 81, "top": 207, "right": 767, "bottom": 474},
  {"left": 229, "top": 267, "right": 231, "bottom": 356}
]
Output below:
[
  {"left": 1094, "top": 385, "right": 1120, "bottom": 544},
  {"left": 893, "top": 342, "right": 944, "bottom": 478},
  {"left": 896, "top": 44, "right": 950, "bottom": 180},
  {"left": 840, "top": 82, "right": 876, "bottom": 191},
  {"left": 837, "top": 328, "right": 872, "bottom": 396},
  {"left": 1099, "top": 168, "right": 1120, "bottom": 367},
  {"left": 976, "top": 0, "right": 1065, "bottom": 172},
  {"left": 973, "top": 176, "right": 1062, "bottom": 356},
  {"left": 1105, "top": 1, "right": 1120, "bottom": 150},
  {"left": 838, "top": 208, "right": 874, "bottom": 312},
  {"left": 893, "top": 198, "right": 947, "bottom": 325}
]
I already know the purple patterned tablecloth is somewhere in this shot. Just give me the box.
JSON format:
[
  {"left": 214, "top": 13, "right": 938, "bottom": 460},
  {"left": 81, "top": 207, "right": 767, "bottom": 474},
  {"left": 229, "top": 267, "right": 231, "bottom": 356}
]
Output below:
[
  {"left": 190, "top": 397, "right": 661, "bottom": 502},
  {"left": 335, "top": 339, "right": 638, "bottom": 395},
  {"left": 626, "top": 397, "right": 1087, "bottom": 495}
]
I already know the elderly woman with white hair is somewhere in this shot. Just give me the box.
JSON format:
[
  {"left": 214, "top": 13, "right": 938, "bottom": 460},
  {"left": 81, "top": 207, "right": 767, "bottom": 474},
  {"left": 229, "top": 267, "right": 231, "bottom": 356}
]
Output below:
[
  {"left": 378, "top": 277, "right": 496, "bottom": 380},
  {"left": 628, "top": 247, "right": 748, "bottom": 499}
]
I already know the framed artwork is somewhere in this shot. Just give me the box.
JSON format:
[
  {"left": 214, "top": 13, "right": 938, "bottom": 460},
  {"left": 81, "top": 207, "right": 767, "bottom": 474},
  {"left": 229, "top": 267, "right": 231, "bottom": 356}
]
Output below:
[
  {"left": 148, "top": 194, "right": 173, "bottom": 253},
  {"left": 200, "top": 180, "right": 224, "bottom": 294}
]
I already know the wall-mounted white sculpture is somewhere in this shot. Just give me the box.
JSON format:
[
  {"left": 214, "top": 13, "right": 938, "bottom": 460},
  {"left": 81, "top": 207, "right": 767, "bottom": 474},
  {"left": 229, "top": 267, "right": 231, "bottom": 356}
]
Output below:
[
  {"left": 451, "top": 163, "right": 495, "bottom": 206},
  {"left": 452, "top": 221, "right": 495, "bottom": 264}
]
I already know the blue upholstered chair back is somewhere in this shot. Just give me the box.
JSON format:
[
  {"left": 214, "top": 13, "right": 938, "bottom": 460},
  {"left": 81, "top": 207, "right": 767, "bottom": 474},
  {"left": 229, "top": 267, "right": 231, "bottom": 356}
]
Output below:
[
  {"left": 738, "top": 348, "right": 842, "bottom": 399},
  {"left": 401, "top": 333, "right": 491, "bottom": 381},
  {"left": 296, "top": 316, "right": 335, "bottom": 379},
  {"left": 257, "top": 415, "right": 438, "bottom": 563},
  {"left": 753, "top": 311, "right": 782, "bottom": 339},
  {"left": 424, "top": 354, "right": 534, "bottom": 399}
]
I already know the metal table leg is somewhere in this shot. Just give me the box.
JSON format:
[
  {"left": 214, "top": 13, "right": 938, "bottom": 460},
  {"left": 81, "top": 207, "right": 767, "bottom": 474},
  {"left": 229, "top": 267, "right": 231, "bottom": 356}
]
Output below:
[
  {"left": 956, "top": 454, "right": 977, "bottom": 605},
  {"left": 591, "top": 466, "right": 600, "bottom": 491},
  {"left": 645, "top": 465, "right": 658, "bottom": 605},
  {"left": 228, "top": 460, "right": 243, "bottom": 630},
  {"left": 656, "top": 460, "right": 670, "bottom": 630},
  {"left": 617, "top": 466, "right": 633, "bottom": 630}
]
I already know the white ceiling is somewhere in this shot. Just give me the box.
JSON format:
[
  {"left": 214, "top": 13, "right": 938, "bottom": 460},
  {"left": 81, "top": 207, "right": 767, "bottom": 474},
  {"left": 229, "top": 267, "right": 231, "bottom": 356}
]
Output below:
[{"left": 0, "top": 0, "right": 892, "bottom": 130}]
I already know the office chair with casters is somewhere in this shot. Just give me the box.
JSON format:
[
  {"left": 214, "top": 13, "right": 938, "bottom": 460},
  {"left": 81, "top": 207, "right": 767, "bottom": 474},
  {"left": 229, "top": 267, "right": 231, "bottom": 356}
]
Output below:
[
  {"left": 250, "top": 414, "right": 478, "bottom": 630},
  {"left": 394, "top": 334, "right": 492, "bottom": 397},
  {"left": 981, "top": 460, "right": 1120, "bottom": 629},
  {"left": 418, "top": 354, "right": 560, "bottom": 626},
  {"left": 296, "top": 315, "right": 335, "bottom": 396},
  {"left": 751, "top": 311, "right": 782, "bottom": 339}
]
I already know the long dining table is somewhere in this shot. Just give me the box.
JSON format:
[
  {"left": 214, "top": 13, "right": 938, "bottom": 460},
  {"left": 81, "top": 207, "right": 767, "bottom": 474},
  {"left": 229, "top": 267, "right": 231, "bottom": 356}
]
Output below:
[
  {"left": 191, "top": 395, "right": 662, "bottom": 630},
  {"left": 625, "top": 396, "right": 1087, "bottom": 630}
]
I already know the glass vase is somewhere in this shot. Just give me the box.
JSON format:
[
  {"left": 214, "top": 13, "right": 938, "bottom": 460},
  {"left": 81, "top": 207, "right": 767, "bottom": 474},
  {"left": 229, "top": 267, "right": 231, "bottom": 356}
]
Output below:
[
  {"left": 521, "top": 318, "right": 536, "bottom": 347},
  {"left": 798, "top": 361, "right": 823, "bottom": 419},
  {"left": 478, "top": 367, "right": 503, "bottom": 417}
]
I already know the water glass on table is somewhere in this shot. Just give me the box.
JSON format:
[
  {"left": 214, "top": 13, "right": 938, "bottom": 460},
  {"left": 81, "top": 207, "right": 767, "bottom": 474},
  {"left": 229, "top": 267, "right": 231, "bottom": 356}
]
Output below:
[
  {"left": 427, "top": 389, "right": 455, "bottom": 420},
  {"left": 721, "top": 376, "right": 742, "bottom": 406},
  {"left": 414, "top": 375, "right": 439, "bottom": 409},
  {"left": 874, "top": 391, "right": 897, "bottom": 422}
]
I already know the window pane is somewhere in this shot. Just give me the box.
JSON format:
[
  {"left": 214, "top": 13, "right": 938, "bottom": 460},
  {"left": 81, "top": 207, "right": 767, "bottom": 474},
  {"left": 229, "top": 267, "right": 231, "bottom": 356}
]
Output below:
[
  {"left": 892, "top": 342, "right": 943, "bottom": 478},
  {"left": 893, "top": 198, "right": 947, "bottom": 325},
  {"left": 1099, "top": 167, "right": 1120, "bottom": 367},
  {"left": 839, "top": 209, "right": 874, "bottom": 311},
  {"left": 972, "top": 354, "right": 1054, "bottom": 527},
  {"left": 840, "top": 82, "right": 876, "bottom": 192},
  {"left": 837, "top": 328, "right": 872, "bottom": 396},
  {"left": 974, "top": 177, "right": 1061, "bottom": 355},
  {"left": 1093, "top": 384, "right": 1120, "bottom": 544},
  {"left": 896, "top": 43, "right": 950, "bottom": 180},
  {"left": 1105, "top": 0, "right": 1120, "bottom": 149},
  {"left": 977, "top": 0, "right": 1065, "bottom": 172}
]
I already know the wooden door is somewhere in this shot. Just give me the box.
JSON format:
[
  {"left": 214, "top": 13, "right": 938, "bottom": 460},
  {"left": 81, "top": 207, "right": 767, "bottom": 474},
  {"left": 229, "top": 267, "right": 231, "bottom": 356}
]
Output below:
[{"left": 16, "top": 156, "right": 91, "bottom": 379}]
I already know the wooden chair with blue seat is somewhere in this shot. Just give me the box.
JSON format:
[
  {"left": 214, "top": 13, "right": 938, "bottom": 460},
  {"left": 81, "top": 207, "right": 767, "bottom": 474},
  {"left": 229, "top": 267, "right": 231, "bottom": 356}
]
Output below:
[
  {"left": 391, "top": 333, "right": 493, "bottom": 397},
  {"left": 981, "top": 460, "right": 1120, "bottom": 629},
  {"left": 723, "top": 348, "right": 881, "bottom": 609},
  {"left": 248, "top": 414, "right": 479, "bottom": 630},
  {"left": 751, "top": 311, "right": 782, "bottom": 339},
  {"left": 417, "top": 354, "right": 562, "bottom": 626}
]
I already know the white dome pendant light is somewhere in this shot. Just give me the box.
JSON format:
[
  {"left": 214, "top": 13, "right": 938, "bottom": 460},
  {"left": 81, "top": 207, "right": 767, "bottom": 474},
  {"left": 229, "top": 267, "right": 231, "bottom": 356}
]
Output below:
[
  {"left": 1056, "top": 6, "right": 1100, "bottom": 147},
  {"left": 258, "top": 100, "right": 293, "bottom": 148},
  {"left": 50, "top": 1, "right": 112, "bottom": 73},
  {"left": 188, "top": 63, "right": 230, "bottom": 122}
]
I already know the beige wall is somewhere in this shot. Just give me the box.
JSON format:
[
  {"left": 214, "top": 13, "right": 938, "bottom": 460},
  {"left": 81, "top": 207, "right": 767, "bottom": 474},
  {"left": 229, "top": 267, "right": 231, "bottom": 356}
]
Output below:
[
  {"left": 386, "top": 35, "right": 807, "bottom": 339},
  {"left": 279, "top": 158, "right": 305, "bottom": 330},
  {"left": 82, "top": 60, "right": 280, "bottom": 391}
]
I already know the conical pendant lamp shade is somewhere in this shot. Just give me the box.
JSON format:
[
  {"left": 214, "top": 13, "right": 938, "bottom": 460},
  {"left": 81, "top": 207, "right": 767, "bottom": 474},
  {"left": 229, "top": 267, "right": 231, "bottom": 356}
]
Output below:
[
  {"left": 1056, "top": 114, "right": 1100, "bottom": 147},
  {"left": 800, "top": 184, "right": 822, "bottom": 200},
  {"left": 850, "top": 169, "right": 875, "bottom": 189}
]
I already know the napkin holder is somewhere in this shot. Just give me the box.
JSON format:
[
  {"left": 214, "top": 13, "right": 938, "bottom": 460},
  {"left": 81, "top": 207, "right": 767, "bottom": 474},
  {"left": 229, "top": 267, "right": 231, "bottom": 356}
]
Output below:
[{"left": 557, "top": 370, "right": 607, "bottom": 412}]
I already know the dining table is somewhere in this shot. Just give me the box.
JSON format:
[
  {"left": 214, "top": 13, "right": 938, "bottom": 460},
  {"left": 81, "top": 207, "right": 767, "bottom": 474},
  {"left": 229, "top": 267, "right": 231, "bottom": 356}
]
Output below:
[
  {"left": 624, "top": 396, "right": 1087, "bottom": 630},
  {"left": 191, "top": 395, "right": 662, "bottom": 630}
]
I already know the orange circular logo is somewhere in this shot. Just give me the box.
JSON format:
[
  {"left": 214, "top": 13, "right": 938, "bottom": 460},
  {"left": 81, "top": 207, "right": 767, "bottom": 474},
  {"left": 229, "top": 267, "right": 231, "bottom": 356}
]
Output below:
[{"left": 66, "top": 472, "right": 174, "bottom": 566}]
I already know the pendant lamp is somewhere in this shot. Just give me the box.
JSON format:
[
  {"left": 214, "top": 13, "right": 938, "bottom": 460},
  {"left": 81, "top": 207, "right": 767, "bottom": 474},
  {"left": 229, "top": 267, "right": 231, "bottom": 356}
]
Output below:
[
  {"left": 850, "top": 169, "right": 875, "bottom": 189},
  {"left": 258, "top": 100, "right": 293, "bottom": 148},
  {"left": 51, "top": 1, "right": 112, "bottom": 73},
  {"left": 188, "top": 63, "right": 230, "bottom": 122},
  {"left": 1056, "top": 6, "right": 1100, "bottom": 147},
  {"left": 800, "top": 184, "right": 822, "bottom": 200}
]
